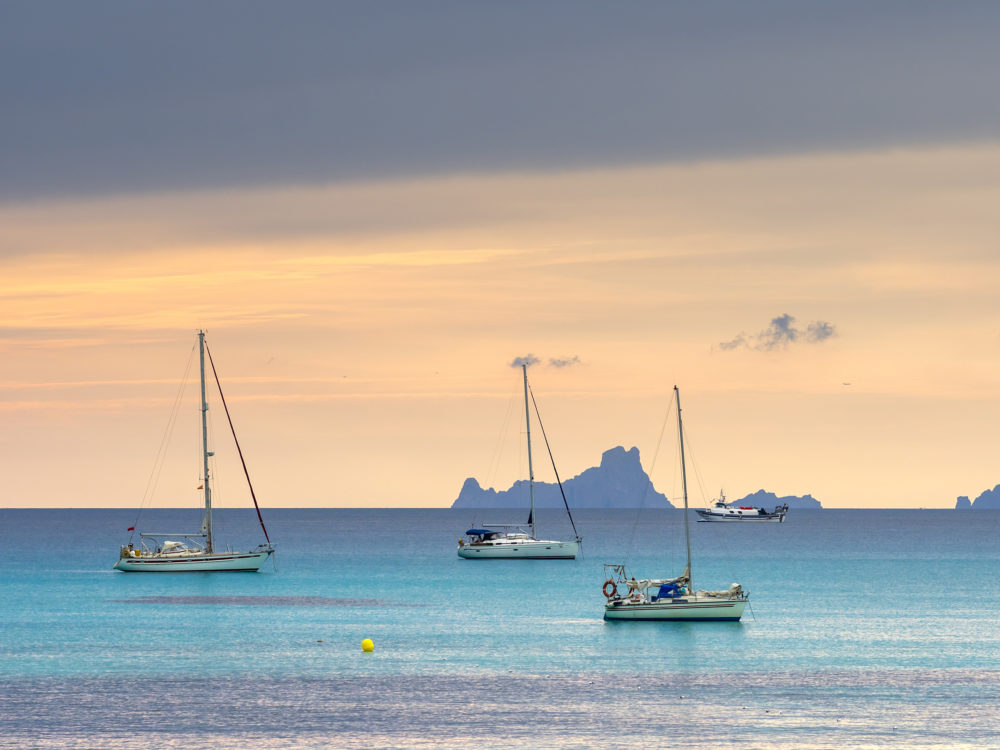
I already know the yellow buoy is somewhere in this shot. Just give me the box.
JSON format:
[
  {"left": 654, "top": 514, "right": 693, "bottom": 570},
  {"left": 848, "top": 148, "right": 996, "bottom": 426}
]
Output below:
[{"left": 361, "top": 638, "right": 374, "bottom": 653}]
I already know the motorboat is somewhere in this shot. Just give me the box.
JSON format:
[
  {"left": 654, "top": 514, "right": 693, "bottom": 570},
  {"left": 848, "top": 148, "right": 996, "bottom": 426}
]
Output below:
[{"left": 696, "top": 492, "right": 788, "bottom": 522}]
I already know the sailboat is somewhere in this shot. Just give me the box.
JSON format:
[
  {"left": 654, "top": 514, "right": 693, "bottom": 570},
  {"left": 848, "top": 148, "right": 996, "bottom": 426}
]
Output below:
[
  {"left": 602, "top": 386, "right": 747, "bottom": 620},
  {"left": 457, "top": 364, "right": 581, "bottom": 559},
  {"left": 114, "top": 331, "right": 274, "bottom": 572}
]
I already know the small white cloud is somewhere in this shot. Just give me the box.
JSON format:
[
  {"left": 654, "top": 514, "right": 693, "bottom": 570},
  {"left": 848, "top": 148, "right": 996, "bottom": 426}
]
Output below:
[{"left": 548, "top": 355, "right": 581, "bottom": 368}]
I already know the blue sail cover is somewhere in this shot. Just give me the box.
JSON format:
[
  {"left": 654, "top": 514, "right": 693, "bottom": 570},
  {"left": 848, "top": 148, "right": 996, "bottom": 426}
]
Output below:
[{"left": 657, "top": 583, "right": 680, "bottom": 599}]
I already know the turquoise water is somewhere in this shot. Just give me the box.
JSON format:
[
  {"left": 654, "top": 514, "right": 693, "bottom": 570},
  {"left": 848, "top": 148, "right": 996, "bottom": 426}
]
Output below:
[{"left": 1, "top": 508, "right": 999, "bottom": 748}]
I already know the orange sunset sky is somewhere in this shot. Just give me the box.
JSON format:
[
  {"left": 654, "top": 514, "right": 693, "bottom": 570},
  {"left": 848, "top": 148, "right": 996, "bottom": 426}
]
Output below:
[{"left": 3, "top": 3, "right": 999, "bottom": 509}]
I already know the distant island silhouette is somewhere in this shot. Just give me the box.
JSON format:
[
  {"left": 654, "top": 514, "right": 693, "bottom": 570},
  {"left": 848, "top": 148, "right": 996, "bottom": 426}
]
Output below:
[
  {"left": 451, "top": 446, "right": 823, "bottom": 509},
  {"left": 735, "top": 489, "right": 823, "bottom": 510},
  {"left": 452, "top": 446, "right": 672, "bottom": 509},
  {"left": 955, "top": 484, "right": 1000, "bottom": 509}
]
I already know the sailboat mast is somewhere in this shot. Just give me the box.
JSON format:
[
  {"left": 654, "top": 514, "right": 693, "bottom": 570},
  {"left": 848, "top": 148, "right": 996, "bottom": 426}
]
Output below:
[
  {"left": 523, "top": 363, "right": 536, "bottom": 539},
  {"left": 199, "top": 331, "right": 213, "bottom": 553},
  {"left": 675, "top": 385, "right": 692, "bottom": 589}
]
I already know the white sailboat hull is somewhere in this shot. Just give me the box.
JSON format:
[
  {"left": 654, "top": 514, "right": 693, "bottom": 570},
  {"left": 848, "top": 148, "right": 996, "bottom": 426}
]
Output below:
[
  {"left": 604, "top": 597, "right": 745, "bottom": 622},
  {"left": 113, "top": 550, "right": 272, "bottom": 572},
  {"left": 457, "top": 539, "right": 578, "bottom": 559}
]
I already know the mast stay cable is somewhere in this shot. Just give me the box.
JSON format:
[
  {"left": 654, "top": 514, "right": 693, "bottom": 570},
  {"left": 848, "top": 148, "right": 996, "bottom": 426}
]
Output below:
[
  {"left": 527, "top": 383, "right": 581, "bottom": 543},
  {"left": 203, "top": 338, "right": 272, "bottom": 546}
]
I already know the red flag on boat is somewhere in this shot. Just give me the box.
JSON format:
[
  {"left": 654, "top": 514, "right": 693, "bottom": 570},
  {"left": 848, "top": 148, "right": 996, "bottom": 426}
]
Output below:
[{"left": 127, "top": 526, "right": 135, "bottom": 531}]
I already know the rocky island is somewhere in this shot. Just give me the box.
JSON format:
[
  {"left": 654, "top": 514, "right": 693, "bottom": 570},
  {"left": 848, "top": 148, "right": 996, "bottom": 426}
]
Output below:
[
  {"left": 734, "top": 489, "right": 823, "bottom": 510},
  {"left": 955, "top": 484, "right": 1000, "bottom": 509},
  {"left": 452, "top": 446, "right": 671, "bottom": 509},
  {"left": 451, "top": 445, "right": 823, "bottom": 509}
]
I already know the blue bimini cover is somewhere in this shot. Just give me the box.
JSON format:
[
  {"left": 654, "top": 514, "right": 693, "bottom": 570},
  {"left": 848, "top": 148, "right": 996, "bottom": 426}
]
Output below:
[
  {"left": 657, "top": 583, "right": 680, "bottom": 599},
  {"left": 465, "top": 529, "right": 495, "bottom": 536}
]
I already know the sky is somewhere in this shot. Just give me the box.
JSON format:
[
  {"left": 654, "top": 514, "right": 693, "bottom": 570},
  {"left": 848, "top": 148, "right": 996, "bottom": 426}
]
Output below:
[{"left": 3, "top": 1, "right": 1000, "bottom": 509}]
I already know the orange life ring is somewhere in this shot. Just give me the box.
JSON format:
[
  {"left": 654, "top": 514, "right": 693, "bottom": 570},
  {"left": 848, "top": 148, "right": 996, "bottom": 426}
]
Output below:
[{"left": 602, "top": 579, "right": 617, "bottom": 598}]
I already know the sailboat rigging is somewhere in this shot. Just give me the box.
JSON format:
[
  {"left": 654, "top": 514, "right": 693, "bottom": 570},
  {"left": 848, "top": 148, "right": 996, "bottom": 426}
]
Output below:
[
  {"left": 602, "top": 386, "right": 746, "bottom": 620},
  {"left": 114, "top": 331, "right": 274, "bottom": 572},
  {"left": 457, "top": 364, "right": 581, "bottom": 559}
]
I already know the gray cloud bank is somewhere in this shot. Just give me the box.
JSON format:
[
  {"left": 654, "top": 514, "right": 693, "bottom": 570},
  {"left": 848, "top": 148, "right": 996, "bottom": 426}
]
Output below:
[
  {"left": 719, "top": 314, "right": 836, "bottom": 352},
  {"left": 4, "top": 1, "right": 1000, "bottom": 201}
]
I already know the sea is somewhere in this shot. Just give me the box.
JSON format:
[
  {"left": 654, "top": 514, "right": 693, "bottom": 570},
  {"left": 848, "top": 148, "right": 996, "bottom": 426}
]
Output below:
[{"left": 1, "top": 507, "right": 998, "bottom": 749}]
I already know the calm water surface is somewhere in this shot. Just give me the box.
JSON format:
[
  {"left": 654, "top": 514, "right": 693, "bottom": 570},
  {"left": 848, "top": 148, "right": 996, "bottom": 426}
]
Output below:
[{"left": 1, "top": 508, "right": 998, "bottom": 748}]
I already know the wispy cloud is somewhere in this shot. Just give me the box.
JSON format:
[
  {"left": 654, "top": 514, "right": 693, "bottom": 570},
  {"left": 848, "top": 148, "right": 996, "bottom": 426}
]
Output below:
[
  {"left": 719, "top": 313, "right": 836, "bottom": 352},
  {"left": 805, "top": 320, "right": 835, "bottom": 343},
  {"left": 548, "top": 355, "right": 581, "bottom": 368}
]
